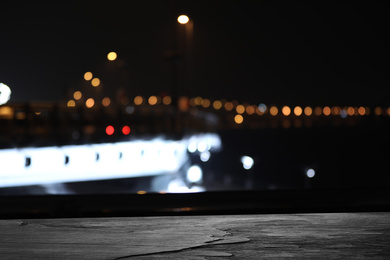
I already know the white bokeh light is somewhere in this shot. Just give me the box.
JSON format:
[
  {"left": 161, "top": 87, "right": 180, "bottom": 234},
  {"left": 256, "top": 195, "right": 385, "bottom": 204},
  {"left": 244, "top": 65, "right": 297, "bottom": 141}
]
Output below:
[
  {"left": 306, "top": 168, "right": 315, "bottom": 178},
  {"left": 0, "top": 83, "right": 11, "bottom": 105},
  {"left": 187, "top": 165, "right": 203, "bottom": 183},
  {"left": 241, "top": 156, "right": 254, "bottom": 170}
]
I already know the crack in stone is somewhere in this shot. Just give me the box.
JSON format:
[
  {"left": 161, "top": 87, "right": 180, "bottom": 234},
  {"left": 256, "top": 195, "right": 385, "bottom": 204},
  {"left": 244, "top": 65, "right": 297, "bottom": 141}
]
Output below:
[{"left": 109, "top": 227, "right": 250, "bottom": 259}]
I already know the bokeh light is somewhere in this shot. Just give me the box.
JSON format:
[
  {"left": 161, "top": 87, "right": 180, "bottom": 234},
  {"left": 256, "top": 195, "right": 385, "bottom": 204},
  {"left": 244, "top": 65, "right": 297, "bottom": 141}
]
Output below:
[
  {"left": 246, "top": 105, "right": 255, "bottom": 115},
  {"left": 347, "top": 107, "right": 355, "bottom": 116},
  {"left": 358, "top": 106, "right": 366, "bottom": 116},
  {"left": 163, "top": 96, "right": 172, "bottom": 105},
  {"left": 187, "top": 165, "right": 202, "bottom": 183},
  {"left": 236, "top": 105, "right": 245, "bottom": 114},
  {"left": 306, "top": 168, "right": 315, "bottom": 178},
  {"left": 202, "top": 99, "right": 210, "bottom": 108},
  {"left": 134, "top": 96, "right": 143, "bottom": 105},
  {"left": 323, "top": 106, "right": 331, "bottom": 116},
  {"left": 258, "top": 103, "right": 267, "bottom": 113},
  {"left": 270, "top": 106, "right": 278, "bottom": 116},
  {"left": 332, "top": 106, "right": 341, "bottom": 115},
  {"left": 177, "top": 15, "right": 189, "bottom": 24},
  {"left": 314, "top": 107, "right": 322, "bottom": 116},
  {"left": 282, "top": 106, "right": 291, "bottom": 116},
  {"left": 107, "top": 52, "right": 117, "bottom": 61},
  {"left": 374, "top": 107, "right": 382, "bottom": 116},
  {"left": 148, "top": 96, "right": 158, "bottom": 105},
  {"left": 294, "top": 106, "right": 302, "bottom": 116},
  {"left": 73, "top": 91, "right": 82, "bottom": 100},
  {"left": 85, "top": 98, "right": 95, "bottom": 108},
  {"left": 304, "top": 106, "right": 312, "bottom": 116},
  {"left": 84, "top": 72, "right": 93, "bottom": 81},
  {"left": 122, "top": 126, "right": 131, "bottom": 135},
  {"left": 224, "top": 102, "right": 234, "bottom": 111},
  {"left": 67, "top": 100, "right": 76, "bottom": 107},
  {"left": 234, "top": 114, "right": 244, "bottom": 124},
  {"left": 105, "top": 125, "right": 115, "bottom": 135},
  {"left": 102, "top": 97, "right": 111, "bottom": 107},
  {"left": 194, "top": 96, "right": 203, "bottom": 106},
  {"left": 91, "top": 78, "right": 100, "bottom": 87},
  {"left": 0, "top": 83, "right": 11, "bottom": 105},
  {"left": 213, "top": 100, "right": 222, "bottom": 110},
  {"left": 241, "top": 156, "right": 254, "bottom": 170}
]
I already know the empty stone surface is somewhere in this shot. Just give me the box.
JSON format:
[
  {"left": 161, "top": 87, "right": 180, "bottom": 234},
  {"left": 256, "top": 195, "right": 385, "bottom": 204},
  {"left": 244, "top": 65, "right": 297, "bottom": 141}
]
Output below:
[{"left": 1, "top": 213, "right": 389, "bottom": 259}]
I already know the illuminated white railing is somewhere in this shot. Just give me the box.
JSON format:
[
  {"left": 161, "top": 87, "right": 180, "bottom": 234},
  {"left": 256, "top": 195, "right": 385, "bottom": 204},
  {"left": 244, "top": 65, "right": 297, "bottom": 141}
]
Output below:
[{"left": 0, "top": 134, "right": 221, "bottom": 188}]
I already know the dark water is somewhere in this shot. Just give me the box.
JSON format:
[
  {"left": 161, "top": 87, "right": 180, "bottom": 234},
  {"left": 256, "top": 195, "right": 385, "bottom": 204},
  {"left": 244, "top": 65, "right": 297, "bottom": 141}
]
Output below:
[{"left": 203, "top": 119, "right": 390, "bottom": 191}]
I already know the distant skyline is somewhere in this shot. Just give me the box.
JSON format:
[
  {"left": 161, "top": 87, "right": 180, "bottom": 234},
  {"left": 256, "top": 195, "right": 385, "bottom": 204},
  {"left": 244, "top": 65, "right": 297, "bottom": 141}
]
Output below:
[{"left": 0, "top": 1, "right": 389, "bottom": 106}]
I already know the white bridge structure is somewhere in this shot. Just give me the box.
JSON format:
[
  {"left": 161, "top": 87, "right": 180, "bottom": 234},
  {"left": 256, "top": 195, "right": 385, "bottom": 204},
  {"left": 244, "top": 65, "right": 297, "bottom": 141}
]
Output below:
[{"left": 0, "top": 133, "right": 221, "bottom": 190}]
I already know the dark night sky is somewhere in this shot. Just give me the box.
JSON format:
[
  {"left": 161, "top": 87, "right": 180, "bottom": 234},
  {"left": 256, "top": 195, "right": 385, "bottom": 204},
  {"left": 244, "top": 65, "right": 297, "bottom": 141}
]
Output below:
[{"left": 0, "top": 0, "right": 389, "bottom": 106}]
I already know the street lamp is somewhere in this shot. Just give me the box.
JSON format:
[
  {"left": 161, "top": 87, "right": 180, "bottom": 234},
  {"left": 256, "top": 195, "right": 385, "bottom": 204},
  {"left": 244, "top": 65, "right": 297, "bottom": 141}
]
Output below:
[
  {"left": 107, "top": 52, "right": 117, "bottom": 61},
  {"left": 177, "top": 15, "right": 189, "bottom": 24}
]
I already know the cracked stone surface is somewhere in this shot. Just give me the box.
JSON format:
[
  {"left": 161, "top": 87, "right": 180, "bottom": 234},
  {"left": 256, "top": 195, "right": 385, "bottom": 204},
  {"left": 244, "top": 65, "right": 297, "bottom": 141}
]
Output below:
[{"left": 1, "top": 213, "right": 390, "bottom": 259}]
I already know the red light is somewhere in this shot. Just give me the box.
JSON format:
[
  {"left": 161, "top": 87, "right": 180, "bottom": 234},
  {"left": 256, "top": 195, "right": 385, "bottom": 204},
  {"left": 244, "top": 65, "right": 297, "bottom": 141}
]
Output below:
[
  {"left": 106, "top": 125, "right": 115, "bottom": 135},
  {"left": 122, "top": 126, "right": 131, "bottom": 135}
]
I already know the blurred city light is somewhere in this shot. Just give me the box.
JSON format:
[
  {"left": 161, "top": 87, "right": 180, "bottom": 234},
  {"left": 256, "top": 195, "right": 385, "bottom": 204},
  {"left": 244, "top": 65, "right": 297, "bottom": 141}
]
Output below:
[
  {"left": 347, "top": 107, "right": 355, "bottom": 116},
  {"left": 358, "top": 106, "right": 366, "bottom": 116},
  {"left": 314, "top": 107, "right": 322, "bottom": 116},
  {"left": 91, "top": 78, "right": 100, "bottom": 87},
  {"left": 306, "top": 168, "right": 315, "bottom": 178},
  {"left": 177, "top": 15, "right": 189, "bottom": 24},
  {"left": 67, "top": 100, "right": 76, "bottom": 107},
  {"left": 374, "top": 107, "right": 382, "bottom": 116},
  {"left": 236, "top": 105, "right": 245, "bottom": 114},
  {"left": 234, "top": 114, "right": 244, "bottom": 124},
  {"left": 187, "top": 165, "right": 202, "bottom": 183},
  {"left": 187, "top": 141, "right": 197, "bottom": 153},
  {"left": 148, "top": 95, "right": 158, "bottom": 105},
  {"left": 125, "top": 105, "right": 135, "bottom": 114},
  {"left": 258, "top": 103, "right": 267, "bottom": 113},
  {"left": 102, "top": 97, "right": 111, "bottom": 107},
  {"left": 340, "top": 109, "right": 348, "bottom": 118},
  {"left": 241, "top": 156, "right": 254, "bottom": 170},
  {"left": 134, "top": 96, "right": 143, "bottom": 105},
  {"left": 122, "top": 126, "right": 131, "bottom": 135},
  {"left": 304, "top": 106, "right": 312, "bottom": 116},
  {"left": 163, "top": 96, "right": 172, "bottom": 105},
  {"left": 282, "top": 106, "right": 291, "bottom": 116},
  {"left": 224, "top": 102, "right": 234, "bottom": 111},
  {"left": 0, "top": 136, "right": 210, "bottom": 188},
  {"left": 294, "top": 106, "right": 302, "bottom": 116},
  {"left": 213, "top": 100, "right": 222, "bottom": 110},
  {"left": 197, "top": 141, "right": 208, "bottom": 153},
  {"left": 202, "top": 99, "right": 210, "bottom": 108},
  {"left": 246, "top": 105, "right": 255, "bottom": 115},
  {"left": 200, "top": 151, "right": 211, "bottom": 162},
  {"left": 84, "top": 72, "right": 93, "bottom": 81},
  {"left": 0, "top": 83, "right": 11, "bottom": 105},
  {"left": 270, "top": 106, "right": 278, "bottom": 116},
  {"left": 105, "top": 125, "right": 115, "bottom": 135},
  {"left": 107, "top": 52, "right": 117, "bottom": 61},
  {"left": 332, "top": 106, "right": 341, "bottom": 115},
  {"left": 85, "top": 98, "right": 95, "bottom": 108},
  {"left": 0, "top": 106, "right": 13, "bottom": 119},
  {"left": 194, "top": 96, "right": 202, "bottom": 106},
  {"left": 323, "top": 106, "right": 331, "bottom": 116},
  {"left": 73, "top": 91, "right": 82, "bottom": 100}
]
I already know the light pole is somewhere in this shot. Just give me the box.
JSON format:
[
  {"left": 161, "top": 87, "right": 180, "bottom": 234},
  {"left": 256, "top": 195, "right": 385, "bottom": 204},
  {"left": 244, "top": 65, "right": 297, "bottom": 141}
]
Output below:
[{"left": 171, "top": 14, "right": 193, "bottom": 109}]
